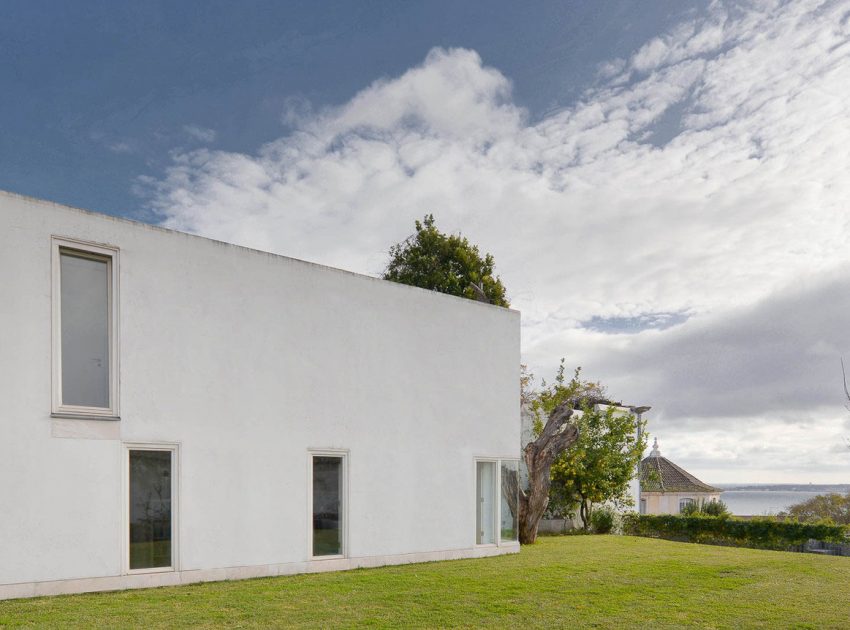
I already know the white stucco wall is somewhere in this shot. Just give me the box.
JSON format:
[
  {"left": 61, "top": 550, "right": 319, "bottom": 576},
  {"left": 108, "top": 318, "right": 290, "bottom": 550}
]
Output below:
[
  {"left": 0, "top": 191, "right": 521, "bottom": 597},
  {"left": 642, "top": 492, "right": 722, "bottom": 515}
]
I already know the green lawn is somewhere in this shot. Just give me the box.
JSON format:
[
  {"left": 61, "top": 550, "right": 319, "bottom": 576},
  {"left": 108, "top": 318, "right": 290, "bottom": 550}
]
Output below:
[{"left": 2, "top": 536, "right": 849, "bottom": 629}]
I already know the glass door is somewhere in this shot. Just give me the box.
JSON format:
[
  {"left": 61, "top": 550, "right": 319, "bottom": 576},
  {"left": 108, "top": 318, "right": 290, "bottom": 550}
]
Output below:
[
  {"left": 129, "top": 449, "right": 173, "bottom": 570},
  {"left": 312, "top": 455, "right": 344, "bottom": 556},
  {"left": 476, "top": 461, "right": 496, "bottom": 544}
]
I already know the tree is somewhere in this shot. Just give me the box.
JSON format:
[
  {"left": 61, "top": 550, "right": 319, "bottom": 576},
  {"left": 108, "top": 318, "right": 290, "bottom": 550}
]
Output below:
[
  {"left": 518, "top": 361, "right": 609, "bottom": 543},
  {"left": 382, "top": 214, "right": 509, "bottom": 307},
  {"left": 780, "top": 492, "right": 850, "bottom": 525},
  {"left": 549, "top": 401, "right": 647, "bottom": 530}
]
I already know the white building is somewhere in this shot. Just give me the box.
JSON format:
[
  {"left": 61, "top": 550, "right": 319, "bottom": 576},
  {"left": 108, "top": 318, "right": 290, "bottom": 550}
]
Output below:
[
  {"left": 0, "top": 191, "right": 521, "bottom": 600},
  {"left": 639, "top": 439, "right": 723, "bottom": 514}
]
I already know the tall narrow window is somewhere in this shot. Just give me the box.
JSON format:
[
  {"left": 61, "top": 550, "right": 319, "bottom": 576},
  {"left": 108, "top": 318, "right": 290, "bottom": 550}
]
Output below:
[
  {"left": 129, "top": 449, "right": 174, "bottom": 570},
  {"left": 476, "top": 461, "right": 497, "bottom": 544},
  {"left": 312, "top": 455, "right": 344, "bottom": 557},
  {"left": 499, "top": 460, "right": 519, "bottom": 543},
  {"left": 53, "top": 238, "right": 118, "bottom": 417}
]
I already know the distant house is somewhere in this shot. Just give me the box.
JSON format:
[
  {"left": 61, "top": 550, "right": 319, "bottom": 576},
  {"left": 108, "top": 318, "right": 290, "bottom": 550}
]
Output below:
[{"left": 639, "top": 439, "right": 722, "bottom": 514}]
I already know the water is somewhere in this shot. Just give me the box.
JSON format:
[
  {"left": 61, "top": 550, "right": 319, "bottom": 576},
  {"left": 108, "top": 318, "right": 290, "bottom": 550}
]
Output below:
[{"left": 715, "top": 485, "right": 850, "bottom": 516}]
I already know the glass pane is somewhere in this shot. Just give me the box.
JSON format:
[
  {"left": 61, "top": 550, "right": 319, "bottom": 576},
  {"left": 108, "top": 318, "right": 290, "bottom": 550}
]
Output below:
[
  {"left": 500, "top": 461, "right": 519, "bottom": 542},
  {"left": 129, "top": 450, "right": 172, "bottom": 569},
  {"left": 313, "top": 456, "right": 342, "bottom": 556},
  {"left": 60, "top": 251, "right": 110, "bottom": 408},
  {"left": 476, "top": 461, "right": 496, "bottom": 544}
]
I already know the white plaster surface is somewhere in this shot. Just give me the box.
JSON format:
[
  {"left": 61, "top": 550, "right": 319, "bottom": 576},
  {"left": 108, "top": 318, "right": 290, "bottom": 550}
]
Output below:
[
  {"left": 641, "top": 492, "right": 722, "bottom": 515},
  {"left": 0, "top": 191, "right": 521, "bottom": 596}
]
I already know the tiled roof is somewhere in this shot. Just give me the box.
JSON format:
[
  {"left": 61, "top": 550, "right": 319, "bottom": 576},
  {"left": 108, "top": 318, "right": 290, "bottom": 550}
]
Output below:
[{"left": 640, "top": 455, "right": 722, "bottom": 494}]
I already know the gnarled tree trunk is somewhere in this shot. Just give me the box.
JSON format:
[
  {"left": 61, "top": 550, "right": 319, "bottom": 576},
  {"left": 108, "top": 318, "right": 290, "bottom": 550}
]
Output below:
[{"left": 518, "top": 400, "right": 581, "bottom": 544}]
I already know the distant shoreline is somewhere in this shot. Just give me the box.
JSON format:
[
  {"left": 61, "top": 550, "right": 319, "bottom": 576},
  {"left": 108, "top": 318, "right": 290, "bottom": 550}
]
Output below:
[
  {"left": 714, "top": 483, "right": 850, "bottom": 493},
  {"left": 710, "top": 485, "right": 850, "bottom": 516}
]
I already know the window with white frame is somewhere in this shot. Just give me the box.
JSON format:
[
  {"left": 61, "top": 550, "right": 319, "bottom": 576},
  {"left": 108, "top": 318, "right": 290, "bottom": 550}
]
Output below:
[
  {"left": 476, "top": 458, "right": 520, "bottom": 545},
  {"left": 499, "top": 460, "right": 519, "bottom": 542},
  {"left": 52, "top": 238, "right": 119, "bottom": 417},
  {"left": 309, "top": 450, "right": 348, "bottom": 558},
  {"left": 125, "top": 444, "right": 177, "bottom": 572},
  {"left": 679, "top": 498, "right": 695, "bottom": 513}
]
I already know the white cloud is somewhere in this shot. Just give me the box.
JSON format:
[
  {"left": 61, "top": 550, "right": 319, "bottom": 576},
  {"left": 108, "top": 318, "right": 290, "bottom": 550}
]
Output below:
[
  {"left": 147, "top": 0, "right": 850, "bottom": 481},
  {"left": 183, "top": 125, "right": 217, "bottom": 143},
  {"left": 107, "top": 141, "right": 133, "bottom": 154}
]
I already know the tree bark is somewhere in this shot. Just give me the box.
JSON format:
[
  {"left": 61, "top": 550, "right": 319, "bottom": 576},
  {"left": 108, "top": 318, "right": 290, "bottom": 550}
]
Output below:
[
  {"left": 518, "top": 399, "right": 581, "bottom": 544},
  {"left": 579, "top": 498, "right": 590, "bottom": 531}
]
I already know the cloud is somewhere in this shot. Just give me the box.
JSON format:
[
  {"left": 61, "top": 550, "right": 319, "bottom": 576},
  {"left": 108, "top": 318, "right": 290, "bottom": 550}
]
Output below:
[
  {"left": 183, "top": 125, "right": 217, "bottom": 143},
  {"left": 89, "top": 130, "right": 136, "bottom": 155},
  {"left": 577, "top": 267, "right": 850, "bottom": 417},
  {"left": 145, "top": 0, "right": 850, "bottom": 480},
  {"left": 107, "top": 141, "right": 133, "bottom": 154}
]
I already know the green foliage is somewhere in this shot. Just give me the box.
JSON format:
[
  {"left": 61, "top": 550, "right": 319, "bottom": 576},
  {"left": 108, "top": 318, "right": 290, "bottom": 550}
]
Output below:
[
  {"left": 679, "top": 500, "right": 701, "bottom": 516},
  {"left": 702, "top": 499, "right": 730, "bottom": 517},
  {"left": 530, "top": 359, "right": 604, "bottom": 437},
  {"left": 533, "top": 360, "right": 647, "bottom": 528},
  {"left": 590, "top": 506, "right": 616, "bottom": 534},
  {"left": 779, "top": 492, "right": 850, "bottom": 525},
  {"left": 525, "top": 360, "right": 647, "bottom": 527},
  {"left": 622, "top": 513, "right": 848, "bottom": 551},
  {"left": 680, "top": 498, "right": 730, "bottom": 517},
  {"left": 382, "top": 214, "right": 509, "bottom": 307}
]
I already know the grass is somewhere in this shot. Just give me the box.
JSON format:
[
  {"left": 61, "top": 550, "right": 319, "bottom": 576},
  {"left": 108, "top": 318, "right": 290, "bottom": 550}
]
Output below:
[
  {"left": 2, "top": 536, "right": 849, "bottom": 628},
  {"left": 129, "top": 541, "right": 171, "bottom": 571}
]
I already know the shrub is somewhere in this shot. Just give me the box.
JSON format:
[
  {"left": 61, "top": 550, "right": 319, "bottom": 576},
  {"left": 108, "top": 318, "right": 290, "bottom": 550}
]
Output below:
[
  {"left": 591, "top": 506, "right": 616, "bottom": 534},
  {"left": 779, "top": 492, "right": 850, "bottom": 525},
  {"left": 622, "top": 513, "right": 847, "bottom": 551},
  {"left": 680, "top": 499, "right": 730, "bottom": 517},
  {"left": 702, "top": 500, "right": 730, "bottom": 517},
  {"left": 680, "top": 501, "right": 701, "bottom": 516}
]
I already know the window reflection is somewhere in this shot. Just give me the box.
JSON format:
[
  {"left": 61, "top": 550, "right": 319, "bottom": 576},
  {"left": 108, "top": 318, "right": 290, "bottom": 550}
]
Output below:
[
  {"left": 500, "top": 460, "right": 519, "bottom": 542},
  {"left": 129, "top": 450, "right": 172, "bottom": 570},
  {"left": 476, "top": 461, "right": 496, "bottom": 544},
  {"left": 60, "top": 251, "right": 110, "bottom": 408},
  {"left": 313, "top": 456, "right": 343, "bottom": 556}
]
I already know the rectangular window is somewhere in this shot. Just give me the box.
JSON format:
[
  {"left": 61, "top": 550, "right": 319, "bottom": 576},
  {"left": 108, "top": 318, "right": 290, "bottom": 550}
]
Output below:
[
  {"left": 476, "top": 461, "right": 497, "bottom": 544},
  {"left": 640, "top": 498, "right": 647, "bottom": 515},
  {"left": 311, "top": 453, "right": 346, "bottom": 558},
  {"left": 499, "top": 460, "right": 519, "bottom": 543},
  {"left": 476, "top": 458, "right": 520, "bottom": 546},
  {"left": 128, "top": 447, "right": 176, "bottom": 571},
  {"left": 52, "top": 238, "right": 118, "bottom": 417}
]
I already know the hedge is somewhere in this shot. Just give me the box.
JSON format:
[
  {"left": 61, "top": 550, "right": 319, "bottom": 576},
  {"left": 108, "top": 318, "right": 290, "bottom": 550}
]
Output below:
[{"left": 622, "top": 513, "right": 848, "bottom": 551}]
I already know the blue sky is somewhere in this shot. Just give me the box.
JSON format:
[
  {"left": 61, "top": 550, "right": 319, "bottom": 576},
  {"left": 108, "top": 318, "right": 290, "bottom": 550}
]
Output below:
[
  {"left": 2, "top": 0, "right": 699, "bottom": 218},
  {"left": 4, "top": 0, "right": 850, "bottom": 484}
]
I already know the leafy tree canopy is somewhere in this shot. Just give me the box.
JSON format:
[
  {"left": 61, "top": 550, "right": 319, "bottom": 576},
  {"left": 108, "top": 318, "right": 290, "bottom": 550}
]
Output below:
[
  {"left": 780, "top": 492, "right": 850, "bottom": 525},
  {"left": 382, "top": 214, "right": 509, "bottom": 307},
  {"left": 529, "top": 360, "right": 647, "bottom": 529}
]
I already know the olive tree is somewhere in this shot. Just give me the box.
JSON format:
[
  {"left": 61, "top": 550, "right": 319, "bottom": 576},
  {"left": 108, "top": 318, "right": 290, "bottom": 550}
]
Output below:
[{"left": 518, "top": 361, "right": 609, "bottom": 543}]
